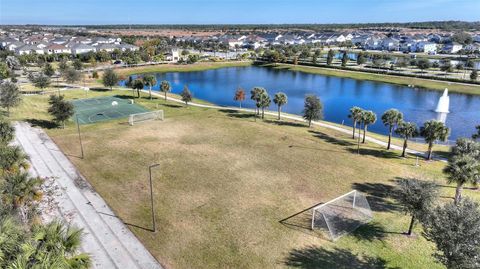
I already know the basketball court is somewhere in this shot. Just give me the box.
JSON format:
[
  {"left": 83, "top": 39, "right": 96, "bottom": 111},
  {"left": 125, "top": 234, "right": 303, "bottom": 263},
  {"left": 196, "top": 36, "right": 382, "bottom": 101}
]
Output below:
[{"left": 72, "top": 96, "right": 149, "bottom": 124}]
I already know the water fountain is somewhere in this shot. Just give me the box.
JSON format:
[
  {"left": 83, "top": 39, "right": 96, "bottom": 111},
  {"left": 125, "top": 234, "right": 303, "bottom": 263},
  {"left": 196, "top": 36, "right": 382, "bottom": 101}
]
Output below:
[{"left": 435, "top": 88, "right": 450, "bottom": 123}]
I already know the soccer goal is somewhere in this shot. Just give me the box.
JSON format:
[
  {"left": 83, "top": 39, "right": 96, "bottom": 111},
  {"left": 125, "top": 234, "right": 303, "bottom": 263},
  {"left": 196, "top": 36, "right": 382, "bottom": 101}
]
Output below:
[
  {"left": 311, "top": 190, "right": 372, "bottom": 241},
  {"left": 129, "top": 110, "right": 164, "bottom": 125}
]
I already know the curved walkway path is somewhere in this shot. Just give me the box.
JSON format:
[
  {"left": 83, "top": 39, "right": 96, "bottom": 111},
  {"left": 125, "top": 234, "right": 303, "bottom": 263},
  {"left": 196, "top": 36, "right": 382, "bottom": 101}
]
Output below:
[{"left": 14, "top": 122, "right": 162, "bottom": 269}]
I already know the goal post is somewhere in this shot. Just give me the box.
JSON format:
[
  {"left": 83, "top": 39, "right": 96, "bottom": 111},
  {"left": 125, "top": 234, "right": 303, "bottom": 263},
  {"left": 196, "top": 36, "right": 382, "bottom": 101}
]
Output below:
[
  {"left": 128, "top": 110, "right": 164, "bottom": 126},
  {"left": 311, "top": 190, "right": 372, "bottom": 241}
]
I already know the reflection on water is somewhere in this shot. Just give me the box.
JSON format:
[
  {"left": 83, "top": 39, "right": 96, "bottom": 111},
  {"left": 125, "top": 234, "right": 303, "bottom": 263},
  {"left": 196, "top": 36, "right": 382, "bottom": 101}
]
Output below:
[{"left": 120, "top": 66, "right": 480, "bottom": 139}]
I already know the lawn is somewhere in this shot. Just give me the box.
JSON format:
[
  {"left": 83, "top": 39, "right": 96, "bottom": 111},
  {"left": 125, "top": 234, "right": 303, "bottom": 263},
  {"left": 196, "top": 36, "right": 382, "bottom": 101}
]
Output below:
[{"left": 8, "top": 89, "right": 480, "bottom": 269}]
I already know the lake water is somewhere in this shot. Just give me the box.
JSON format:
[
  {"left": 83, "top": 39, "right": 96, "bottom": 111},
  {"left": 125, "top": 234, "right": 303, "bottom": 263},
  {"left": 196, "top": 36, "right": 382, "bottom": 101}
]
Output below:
[{"left": 120, "top": 66, "right": 480, "bottom": 140}]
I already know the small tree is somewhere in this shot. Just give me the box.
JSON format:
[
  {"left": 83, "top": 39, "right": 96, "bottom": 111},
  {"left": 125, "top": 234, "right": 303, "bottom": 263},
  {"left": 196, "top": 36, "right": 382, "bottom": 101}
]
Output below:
[
  {"left": 326, "top": 49, "right": 335, "bottom": 65},
  {"left": 348, "top": 106, "right": 364, "bottom": 139},
  {"left": 31, "top": 74, "right": 51, "bottom": 93},
  {"left": 395, "top": 121, "right": 419, "bottom": 157},
  {"left": 143, "top": 75, "right": 157, "bottom": 100},
  {"left": 416, "top": 58, "right": 431, "bottom": 72},
  {"left": 443, "top": 138, "right": 480, "bottom": 204},
  {"left": 471, "top": 69, "right": 478, "bottom": 81},
  {"left": 48, "top": 95, "right": 74, "bottom": 128},
  {"left": 341, "top": 52, "right": 349, "bottom": 67},
  {"left": 303, "top": 95, "right": 323, "bottom": 127},
  {"left": 473, "top": 125, "right": 480, "bottom": 140},
  {"left": 58, "top": 60, "right": 68, "bottom": 75},
  {"left": 102, "top": 69, "right": 118, "bottom": 91},
  {"left": 382, "top": 109, "right": 403, "bottom": 150},
  {"left": 73, "top": 59, "right": 83, "bottom": 70},
  {"left": 180, "top": 85, "right": 192, "bottom": 105},
  {"left": 234, "top": 87, "right": 246, "bottom": 108},
  {"left": 422, "top": 199, "right": 480, "bottom": 269},
  {"left": 0, "top": 118, "right": 15, "bottom": 145},
  {"left": 420, "top": 120, "right": 450, "bottom": 160},
  {"left": 357, "top": 52, "right": 367, "bottom": 65},
  {"left": 0, "top": 82, "right": 22, "bottom": 116},
  {"left": 92, "top": 70, "right": 99, "bottom": 79},
  {"left": 43, "top": 63, "right": 55, "bottom": 77},
  {"left": 395, "top": 178, "right": 439, "bottom": 235},
  {"left": 160, "top": 80, "right": 172, "bottom": 101},
  {"left": 63, "top": 68, "right": 81, "bottom": 84},
  {"left": 273, "top": 92, "right": 288, "bottom": 120},
  {"left": 361, "top": 110, "right": 376, "bottom": 143},
  {"left": 132, "top": 79, "right": 144, "bottom": 98}
]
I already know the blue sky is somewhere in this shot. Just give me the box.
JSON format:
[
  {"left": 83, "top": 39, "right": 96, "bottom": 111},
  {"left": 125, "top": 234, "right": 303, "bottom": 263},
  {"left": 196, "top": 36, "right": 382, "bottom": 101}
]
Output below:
[{"left": 0, "top": 0, "right": 478, "bottom": 25}]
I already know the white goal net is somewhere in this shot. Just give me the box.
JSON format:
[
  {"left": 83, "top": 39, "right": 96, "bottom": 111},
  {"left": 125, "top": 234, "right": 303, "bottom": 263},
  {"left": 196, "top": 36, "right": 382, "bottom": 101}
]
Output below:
[
  {"left": 128, "top": 110, "right": 164, "bottom": 126},
  {"left": 311, "top": 190, "right": 372, "bottom": 241}
]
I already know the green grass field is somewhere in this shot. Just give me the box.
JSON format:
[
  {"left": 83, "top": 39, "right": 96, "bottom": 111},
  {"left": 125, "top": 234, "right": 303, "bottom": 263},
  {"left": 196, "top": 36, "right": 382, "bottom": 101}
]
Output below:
[{"left": 7, "top": 89, "right": 480, "bottom": 269}]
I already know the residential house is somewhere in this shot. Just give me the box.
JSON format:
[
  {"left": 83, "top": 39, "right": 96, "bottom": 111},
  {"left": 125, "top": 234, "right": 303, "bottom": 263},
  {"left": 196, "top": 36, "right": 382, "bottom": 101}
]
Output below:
[
  {"left": 381, "top": 38, "right": 400, "bottom": 51},
  {"left": 442, "top": 42, "right": 463, "bottom": 54},
  {"left": 414, "top": 41, "right": 437, "bottom": 54},
  {"left": 16, "top": 44, "right": 45, "bottom": 55},
  {"left": 117, "top": 43, "right": 139, "bottom": 52},
  {"left": 71, "top": 44, "right": 96, "bottom": 55},
  {"left": 46, "top": 43, "right": 71, "bottom": 54}
]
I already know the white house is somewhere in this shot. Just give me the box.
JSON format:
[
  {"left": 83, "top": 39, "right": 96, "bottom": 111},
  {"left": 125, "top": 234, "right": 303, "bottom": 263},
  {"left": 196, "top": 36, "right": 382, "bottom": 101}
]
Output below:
[
  {"left": 442, "top": 43, "right": 463, "bottom": 54},
  {"left": 7, "top": 41, "right": 25, "bottom": 51},
  {"left": 117, "top": 43, "right": 139, "bottom": 52},
  {"left": 165, "top": 48, "right": 180, "bottom": 62},
  {"left": 71, "top": 44, "right": 96, "bottom": 55},
  {"left": 45, "top": 44, "right": 71, "bottom": 54},
  {"left": 15, "top": 44, "right": 45, "bottom": 55},
  {"left": 415, "top": 42, "right": 437, "bottom": 54}
]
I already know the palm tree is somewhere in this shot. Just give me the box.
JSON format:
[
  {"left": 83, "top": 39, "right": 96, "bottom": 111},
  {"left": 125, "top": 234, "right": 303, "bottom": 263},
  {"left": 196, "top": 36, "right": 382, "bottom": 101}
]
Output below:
[
  {"left": 160, "top": 80, "right": 171, "bottom": 101},
  {"left": 10, "top": 220, "right": 91, "bottom": 268},
  {"left": 143, "top": 75, "right": 157, "bottom": 100},
  {"left": 420, "top": 120, "right": 450, "bottom": 160},
  {"left": 0, "top": 145, "right": 30, "bottom": 175},
  {"left": 250, "top": 87, "right": 264, "bottom": 116},
  {"left": 273, "top": 92, "right": 288, "bottom": 120},
  {"left": 257, "top": 90, "right": 271, "bottom": 119},
  {"left": 1, "top": 171, "right": 43, "bottom": 222},
  {"left": 443, "top": 138, "right": 480, "bottom": 204},
  {"left": 361, "top": 110, "right": 376, "bottom": 143},
  {"left": 0, "top": 118, "right": 15, "bottom": 145},
  {"left": 381, "top": 109, "right": 403, "bottom": 150},
  {"left": 395, "top": 121, "right": 419, "bottom": 157},
  {"left": 348, "top": 106, "right": 364, "bottom": 139}
]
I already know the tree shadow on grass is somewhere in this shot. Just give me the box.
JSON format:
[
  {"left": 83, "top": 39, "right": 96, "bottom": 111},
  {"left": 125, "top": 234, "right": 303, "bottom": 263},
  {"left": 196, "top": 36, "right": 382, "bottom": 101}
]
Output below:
[
  {"left": 265, "top": 119, "right": 307, "bottom": 128},
  {"left": 160, "top": 103, "right": 183, "bottom": 108},
  {"left": 284, "top": 246, "right": 396, "bottom": 269},
  {"left": 90, "top": 87, "right": 110, "bottom": 92},
  {"left": 352, "top": 182, "right": 400, "bottom": 213},
  {"left": 347, "top": 148, "right": 400, "bottom": 159},
  {"left": 113, "top": 94, "right": 135, "bottom": 100},
  {"left": 309, "top": 130, "right": 355, "bottom": 147},
  {"left": 25, "top": 118, "right": 58, "bottom": 129}
]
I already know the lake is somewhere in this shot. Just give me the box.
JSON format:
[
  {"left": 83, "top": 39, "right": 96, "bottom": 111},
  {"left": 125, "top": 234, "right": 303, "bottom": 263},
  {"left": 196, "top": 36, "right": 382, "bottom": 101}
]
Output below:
[{"left": 120, "top": 66, "right": 480, "bottom": 140}]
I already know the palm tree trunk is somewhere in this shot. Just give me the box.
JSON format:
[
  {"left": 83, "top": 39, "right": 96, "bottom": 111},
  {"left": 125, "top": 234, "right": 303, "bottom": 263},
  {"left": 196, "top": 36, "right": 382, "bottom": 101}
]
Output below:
[
  {"left": 427, "top": 143, "right": 433, "bottom": 160},
  {"left": 239, "top": 101, "right": 242, "bottom": 108},
  {"left": 165, "top": 91, "right": 167, "bottom": 101},
  {"left": 352, "top": 121, "right": 356, "bottom": 139},
  {"left": 149, "top": 86, "right": 152, "bottom": 99},
  {"left": 261, "top": 107, "right": 265, "bottom": 119},
  {"left": 362, "top": 125, "right": 367, "bottom": 143},
  {"left": 455, "top": 183, "right": 463, "bottom": 205},
  {"left": 402, "top": 138, "right": 408, "bottom": 157},
  {"left": 387, "top": 126, "right": 393, "bottom": 150},
  {"left": 277, "top": 106, "right": 281, "bottom": 120},
  {"left": 407, "top": 215, "right": 415, "bottom": 235},
  {"left": 308, "top": 119, "right": 312, "bottom": 127}
]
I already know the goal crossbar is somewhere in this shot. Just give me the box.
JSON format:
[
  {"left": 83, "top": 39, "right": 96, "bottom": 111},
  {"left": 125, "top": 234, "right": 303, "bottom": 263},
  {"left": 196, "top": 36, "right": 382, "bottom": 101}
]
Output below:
[
  {"left": 311, "top": 190, "right": 372, "bottom": 241},
  {"left": 129, "top": 110, "right": 164, "bottom": 125}
]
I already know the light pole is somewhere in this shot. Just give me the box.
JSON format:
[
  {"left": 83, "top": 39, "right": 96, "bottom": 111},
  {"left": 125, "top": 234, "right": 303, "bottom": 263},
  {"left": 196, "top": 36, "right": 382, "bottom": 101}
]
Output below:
[
  {"left": 148, "top": 163, "right": 160, "bottom": 232},
  {"left": 76, "top": 115, "right": 84, "bottom": 159}
]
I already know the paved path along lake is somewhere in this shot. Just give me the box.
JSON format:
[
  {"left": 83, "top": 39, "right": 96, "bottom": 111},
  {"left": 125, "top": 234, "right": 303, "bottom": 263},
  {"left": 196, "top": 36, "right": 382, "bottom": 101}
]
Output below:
[{"left": 122, "top": 65, "right": 480, "bottom": 140}]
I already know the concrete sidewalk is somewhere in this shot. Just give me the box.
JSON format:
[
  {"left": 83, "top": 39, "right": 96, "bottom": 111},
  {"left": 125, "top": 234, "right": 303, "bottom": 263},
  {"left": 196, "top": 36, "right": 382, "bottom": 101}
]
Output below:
[{"left": 14, "top": 122, "right": 162, "bottom": 269}]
